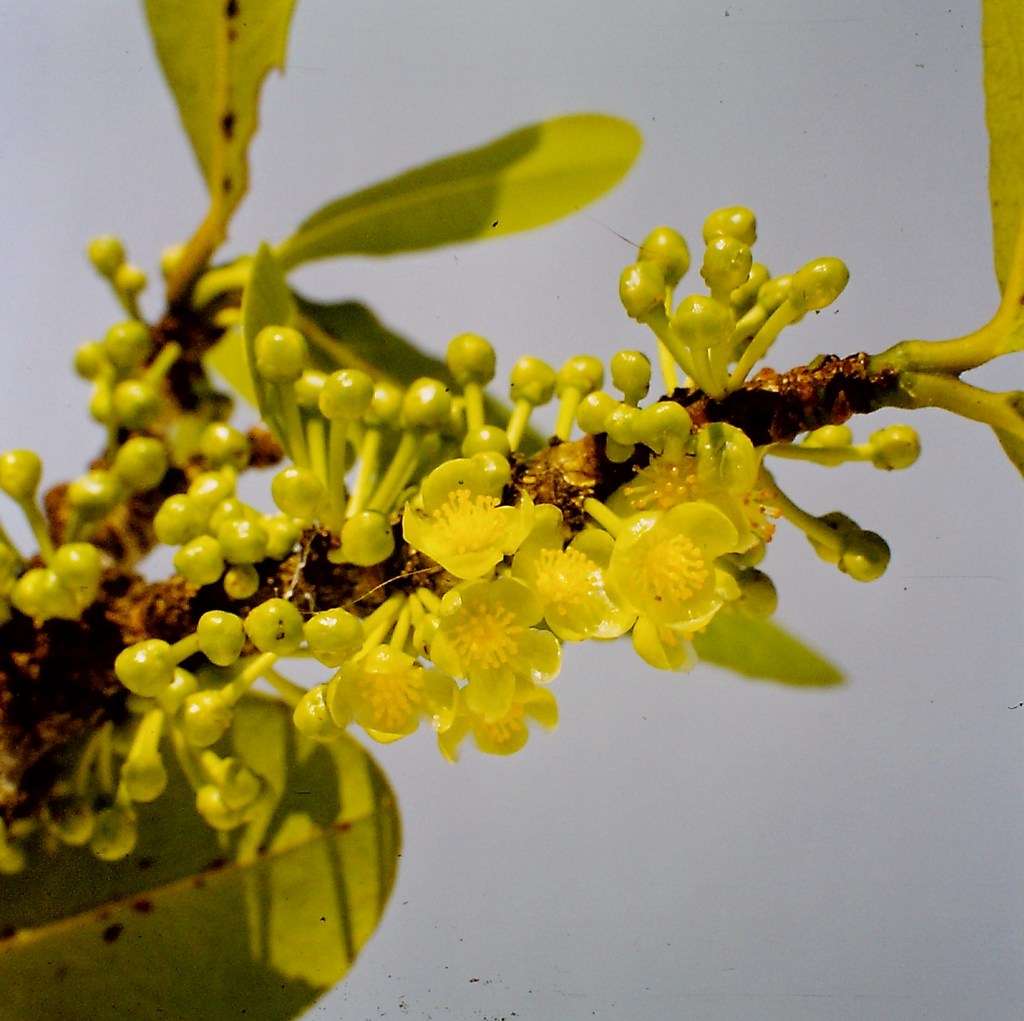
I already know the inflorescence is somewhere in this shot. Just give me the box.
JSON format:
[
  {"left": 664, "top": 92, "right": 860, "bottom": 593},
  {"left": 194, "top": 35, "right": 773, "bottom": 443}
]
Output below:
[{"left": 0, "top": 207, "right": 924, "bottom": 867}]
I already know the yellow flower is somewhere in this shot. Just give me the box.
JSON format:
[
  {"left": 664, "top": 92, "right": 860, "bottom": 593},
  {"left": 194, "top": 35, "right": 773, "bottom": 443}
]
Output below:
[
  {"left": 631, "top": 617, "right": 695, "bottom": 671},
  {"left": 402, "top": 456, "right": 533, "bottom": 579},
  {"left": 606, "top": 501, "right": 741, "bottom": 628},
  {"left": 438, "top": 682, "right": 558, "bottom": 760},
  {"left": 429, "top": 576, "right": 561, "bottom": 721},
  {"left": 328, "top": 645, "right": 457, "bottom": 742},
  {"left": 512, "top": 505, "right": 634, "bottom": 640}
]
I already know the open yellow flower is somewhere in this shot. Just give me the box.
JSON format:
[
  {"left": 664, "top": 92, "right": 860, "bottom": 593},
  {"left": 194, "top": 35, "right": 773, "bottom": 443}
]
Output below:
[
  {"left": 402, "top": 456, "right": 533, "bottom": 579},
  {"left": 328, "top": 645, "right": 457, "bottom": 743},
  {"left": 605, "top": 501, "right": 741, "bottom": 628},
  {"left": 429, "top": 576, "right": 560, "bottom": 721},
  {"left": 438, "top": 681, "right": 558, "bottom": 760},
  {"left": 512, "top": 505, "right": 634, "bottom": 640}
]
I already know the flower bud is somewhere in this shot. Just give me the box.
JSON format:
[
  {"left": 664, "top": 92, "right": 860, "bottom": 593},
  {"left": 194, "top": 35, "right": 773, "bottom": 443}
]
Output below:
[
  {"left": 197, "top": 610, "right": 246, "bottom": 667},
  {"left": 254, "top": 325, "right": 307, "bottom": 382},
  {"left": 320, "top": 369, "right": 375, "bottom": 420},
  {"left": 610, "top": 350, "right": 651, "bottom": 404},
  {"left": 671, "top": 295, "right": 733, "bottom": 350},
  {"left": 509, "top": 356, "right": 556, "bottom": 406},
  {"left": 446, "top": 333, "right": 496, "bottom": 386},
  {"left": 304, "top": 608, "right": 363, "bottom": 667},
  {"left": 638, "top": 226, "right": 690, "bottom": 287},
  {"left": 86, "top": 235, "right": 125, "bottom": 277},
  {"left": 700, "top": 236, "right": 753, "bottom": 294},
  {"left": 869, "top": 424, "right": 920, "bottom": 470},
  {"left": 115, "top": 639, "right": 176, "bottom": 696},
  {"left": 113, "top": 436, "right": 168, "bottom": 492},
  {"left": 576, "top": 391, "right": 617, "bottom": 435},
  {"left": 619, "top": 261, "right": 666, "bottom": 320},
  {"left": 112, "top": 379, "right": 160, "bottom": 429},
  {"left": 838, "top": 529, "right": 890, "bottom": 582},
  {"left": 340, "top": 510, "right": 395, "bottom": 566},
  {"left": 0, "top": 449, "right": 42, "bottom": 502},
  {"left": 244, "top": 597, "right": 304, "bottom": 654},
  {"left": 790, "top": 257, "right": 849, "bottom": 312},
  {"left": 702, "top": 206, "right": 757, "bottom": 246},
  {"left": 556, "top": 355, "right": 604, "bottom": 397},
  {"left": 104, "top": 320, "right": 151, "bottom": 371},
  {"left": 198, "top": 422, "right": 250, "bottom": 468}
]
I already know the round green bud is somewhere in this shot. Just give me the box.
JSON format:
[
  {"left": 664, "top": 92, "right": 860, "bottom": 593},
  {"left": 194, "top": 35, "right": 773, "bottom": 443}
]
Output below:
[
  {"left": 195, "top": 784, "right": 245, "bottom": 831},
  {"left": 304, "top": 608, "right": 363, "bottom": 667},
  {"left": 807, "top": 511, "right": 858, "bottom": 564},
  {"left": 869, "top": 424, "right": 920, "bottom": 471},
  {"left": 619, "top": 261, "right": 667, "bottom": 320},
  {"left": 115, "top": 639, "right": 176, "bottom": 697},
  {"left": 702, "top": 206, "right": 757, "bottom": 246},
  {"left": 244, "top": 597, "right": 304, "bottom": 655},
  {"left": 509, "top": 356, "right": 556, "bottom": 406},
  {"left": 294, "top": 685, "right": 341, "bottom": 742},
  {"left": 0, "top": 449, "right": 42, "bottom": 501},
  {"left": 556, "top": 355, "right": 604, "bottom": 397},
  {"left": 197, "top": 610, "right": 246, "bottom": 667},
  {"left": 695, "top": 422, "right": 758, "bottom": 493},
  {"left": 365, "top": 381, "right": 404, "bottom": 427},
  {"left": 791, "top": 257, "right": 849, "bottom": 312},
  {"left": 173, "top": 536, "right": 225, "bottom": 586},
  {"left": 198, "top": 422, "right": 249, "bottom": 469},
  {"left": 114, "top": 262, "right": 147, "bottom": 296},
  {"left": 803, "top": 424, "right": 854, "bottom": 449},
  {"left": 838, "top": 529, "right": 890, "bottom": 582},
  {"left": 88, "top": 385, "right": 113, "bottom": 425},
  {"left": 113, "top": 436, "right": 167, "bottom": 492},
  {"left": 446, "top": 333, "right": 496, "bottom": 386},
  {"left": 757, "top": 274, "right": 793, "bottom": 314},
  {"left": 736, "top": 568, "right": 778, "bottom": 616},
  {"left": 472, "top": 450, "right": 512, "bottom": 489},
  {"left": 154, "top": 494, "right": 206, "bottom": 546},
  {"left": 263, "top": 514, "right": 301, "bottom": 559},
  {"left": 671, "top": 294, "right": 733, "bottom": 350},
  {"left": 730, "top": 262, "right": 770, "bottom": 313},
  {"left": 207, "top": 497, "right": 253, "bottom": 533},
  {"left": 51, "top": 542, "right": 103, "bottom": 592},
  {"left": 271, "top": 466, "right": 325, "bottom": 521},
  {"left": 638, "top": 226, "right": 690, "bottom": 287},
  {"left": 159, "top": 667, "right": 198, "bottom": 715},
  {"left": 294, "top": 369, "right": 326, "bottom": 410},
  {"left": 112, "top": 379, "right": 160, "bottom": 429},
  {"left": 67, "top": 469, "right": 123, "bottom": 521},
  {"left": 73, "top": 340, "right": 107, "bottom": 380},
  {"left": 216, "top": 517, "right": 268, "bottom": 565},
  {"left": 254, "top": 325, "right": 307, "bottom": 382},
  {"left": 576, "top": 390, "right": 617, "bottom": 435},
  {"left": 461, "top": 425, "right": 511, "bottom": 457},
  {"left": 320, "top": 369, "right": 375, "bottom": 420},
  {"left": 11, "top": 568, "right": 77, "bottom": 621},
  {"left": 86, "top": 235, "right": 125, "bottom": 277},
  {"left": 610, "top": 350, "right": 651, "bottom": 404},
  {"left": 700, "top": 236, "right": 753, "bottom": 294},
  {"left": 181, "top": 690, "right": 233, "bottom": 748},
  {"left": 402, "top": 377, "right": 452, "bottom": 429},
  {"left": 90, "top": 807, "right": 137, "bottom": 862},
  {"left": 223, "top": 564, "right": 260, "bottom": 600},
  {"left": 160, "top": 243, "right": 185, "bottom": 277},
  {"left": 121, "top": 753, "right": 167, "bottom": 803},
  {"left": 633, "top": 401, "right": 693, "bottom": 451},
  {"left": 605, "top": 404, "right": 639, "bottom": 446},
  {"left": 340, "top": 510, "right": 394, "bottom": 566},
  {"left": 104, "top": 320, "right": 151, "bottom": 371},
  {"left": 188, "top": 468, "right": 236, "bottom": 511}
]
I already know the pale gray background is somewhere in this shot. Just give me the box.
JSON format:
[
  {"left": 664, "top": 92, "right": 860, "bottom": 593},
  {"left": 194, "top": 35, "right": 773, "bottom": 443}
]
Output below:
[{"left": 2, "top": 1, "right": 1022, "bottom": 1019}]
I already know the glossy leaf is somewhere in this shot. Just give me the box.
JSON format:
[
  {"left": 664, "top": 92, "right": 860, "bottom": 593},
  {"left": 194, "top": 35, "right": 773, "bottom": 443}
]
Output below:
[
  {"left": 694, "top": 608, "right": 844, "bottom": 687},
  {"left": 144, "top": 0, "right": 297, "bottom": 236},
  {"left": 982, "top": 0, "right": 1024, "bottom": 292},
  {"left": 276, "top": 114, "right": 642, "bottom": 268},
  {"left": 0, "top": 696, "right": 400, "bottom": 1021}
]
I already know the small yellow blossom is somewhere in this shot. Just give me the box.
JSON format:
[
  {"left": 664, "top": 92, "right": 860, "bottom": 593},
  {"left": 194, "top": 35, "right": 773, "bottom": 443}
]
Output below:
[
  {"left": 429, "top": 576, "right": 561, "bottom": 721},
  {"left": 402, "top": 456, "right": 533, "bottom": 579},
  {"left": 328, "top": 645, "right": 457, "bottom": 742},
  {"left": 438, "top": 682, "right": 558, "bottom": 760},
  {"left": 512, "top": 505, "right": 634, "bottom": 640}
]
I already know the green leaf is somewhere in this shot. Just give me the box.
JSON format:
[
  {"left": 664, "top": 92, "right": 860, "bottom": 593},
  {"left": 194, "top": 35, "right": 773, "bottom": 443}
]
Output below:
[
  {"left": 143, "top": 0, "right": 297, "bottom": 236},
  {"left": 693, "top": 608, "right": 844, "bottom": 687},
  {"left": 276, "top": 113, "right": 642, "bottom": 268},
  {"left": 993, "top": 425, "right": 1024, "bottom": 477},
  {"left": 983, "top": 0, "right": 1024, "bottom": 291},
  {"left": 0, "top": 696, "right": 400, "bottom": 1021}
]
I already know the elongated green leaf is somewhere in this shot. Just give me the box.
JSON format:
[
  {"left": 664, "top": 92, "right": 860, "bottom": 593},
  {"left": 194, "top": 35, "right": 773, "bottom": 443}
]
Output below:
[
  {"left": 983, "top": 0, "right": 1024, "bottom": 291},
  {"left": 694, "top": 608, "right": 844, "bottom": 687},
  {"left": 993, "top": 425, "right": 1024, "bottom": 477},
  {"left": 144, "top": 0, "right": 297, "bottom": 234},
  {"left": 276, "top": 114, "right": 642, "bottom": 268},
  {"left": 0, "top": 696, "right": 400, "bottom": 1021}
]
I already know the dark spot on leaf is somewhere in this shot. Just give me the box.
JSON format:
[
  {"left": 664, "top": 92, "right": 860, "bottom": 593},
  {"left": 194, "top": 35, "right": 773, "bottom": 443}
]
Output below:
[
  {"left": 223, "top": 176, "right": 233, "bottom": 194},
  {"left": 221, "top": 112, "right": 236, "bottom": 140},
  {"left": 137, "top": 856, "right": 155, "bottom": 870},
  {"left": 226, "top": 0, "right": 239, "bottom": 17},
  {"left": 0, "top": 926, "right": 16, "bottom": 942},
  {"left": 320, "top": 916, "right": 327, "bottom": 922},
  {"left": 228, "top": 27, "right": 238, "bottom": 42},
  {"left": 207, "top": 856, "right": 228, "bottom": 871},
  {"left": 132, "top": 899, "right": 154, "bottom": 914},
  {"left": 491, "top": 221, "right": 499, "bottom": 228},
  {"left": 102, "top": 923, "right": 123, "bottom": 944}
]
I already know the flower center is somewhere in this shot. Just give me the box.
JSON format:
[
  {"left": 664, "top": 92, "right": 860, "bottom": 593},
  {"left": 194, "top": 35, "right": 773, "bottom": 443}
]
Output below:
[
  {"left": 533, "top": 547, "right": 597, "bottom": 607},
  {"left": 477, "top": 703, "right": 526, "bottom": 746},
  {"left": 358, "top": 666, "right": 424, "bottom": 731},
  {"left": 448, "top": 603, "right": 522, "bottom": 669},
  {"left": 622, "top": 458, "right": 698, "bottom": 512},
  {"left": 430, "top": 489, "right": 506, "bottom": 554},
  {"left": 644, "top": 533, "right": 708, "bottom": 603}
]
